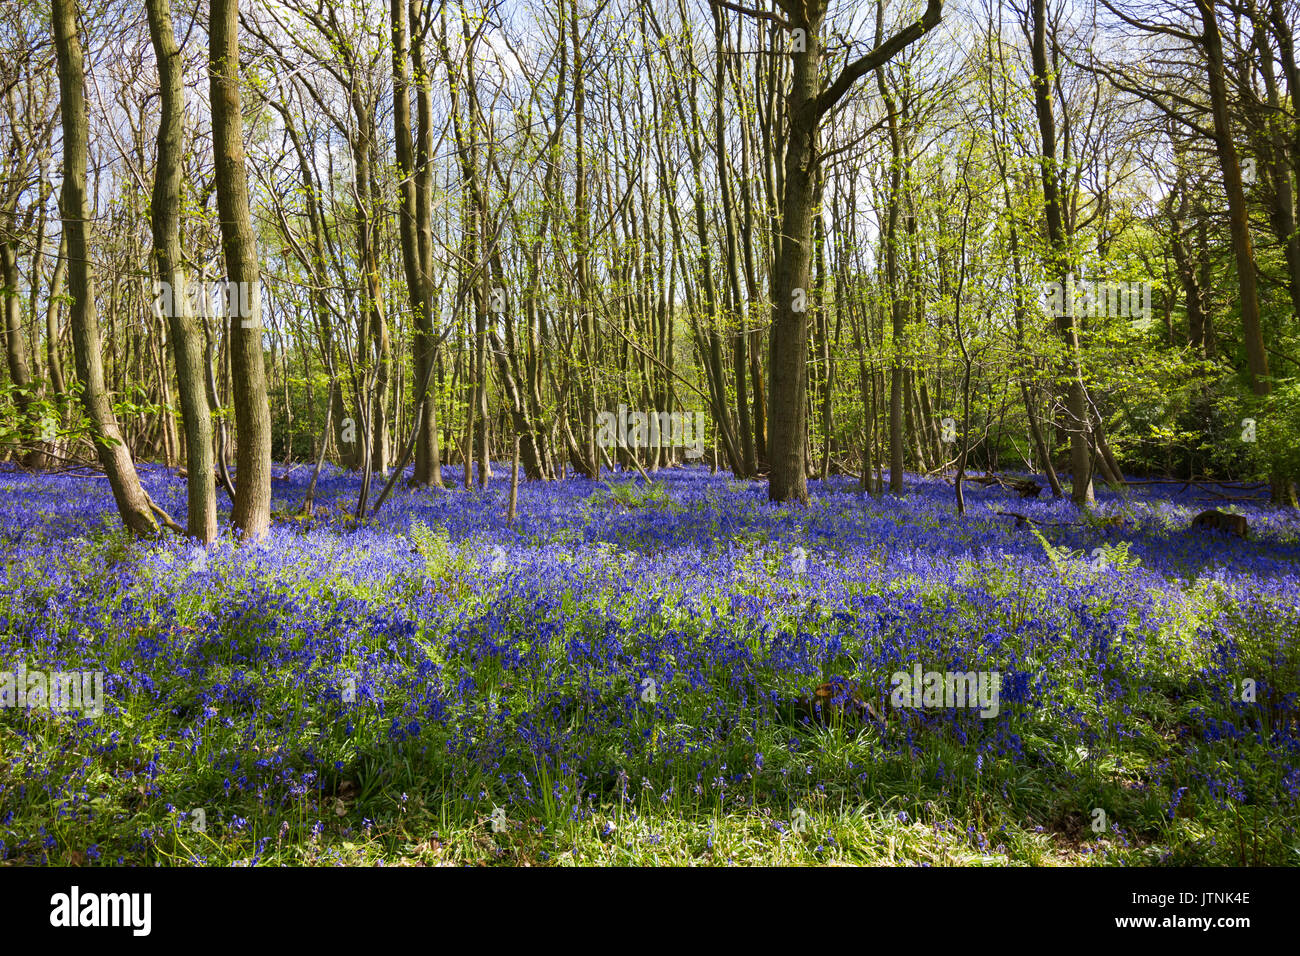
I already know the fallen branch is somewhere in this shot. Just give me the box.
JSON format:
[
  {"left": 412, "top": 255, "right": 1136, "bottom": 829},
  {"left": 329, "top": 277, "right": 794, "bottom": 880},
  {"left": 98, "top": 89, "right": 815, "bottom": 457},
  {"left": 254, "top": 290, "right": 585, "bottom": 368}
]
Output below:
[
  {"left": 969, "top": 473, "right": 1043, "bottom": 497},
  {"left": 144, "top": 492, "right": 185, "bottom": 536},
  {"left": 993, "top": 510, "right": 1081, "bottom": 529}
]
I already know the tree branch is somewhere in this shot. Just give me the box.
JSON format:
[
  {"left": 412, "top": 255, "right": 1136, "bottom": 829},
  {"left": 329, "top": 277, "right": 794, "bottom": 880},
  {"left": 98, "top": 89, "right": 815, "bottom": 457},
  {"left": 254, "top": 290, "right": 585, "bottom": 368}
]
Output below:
[
  {"left": 709, "top": 0, "right": 792, "bottom": 31},
  {"left": 815, "top": 0, "right": 943, "bottom": 118}
]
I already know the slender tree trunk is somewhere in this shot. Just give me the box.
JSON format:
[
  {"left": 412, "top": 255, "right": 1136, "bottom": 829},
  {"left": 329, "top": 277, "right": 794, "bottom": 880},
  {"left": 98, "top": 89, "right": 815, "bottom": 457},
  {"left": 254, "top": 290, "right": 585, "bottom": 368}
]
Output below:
[
  {"left": 1030, "top": 0, "right": 1092, "bottom": 506},
  {"left": 0, "top": 242, "right": 44, "bottom": 467},
  {"left": 52, "top": 0, "right": 157, "bottom": 534},
  {"left": 571, "top": 0, "right": 598, "bottom": 480},
  {"left": 210, "top": 0, "right": 271, "bottom": 538},
  {"left": 147, "top": 0, "right": 217, "bottom": 543},
  {"left": 395, "top": 0, "right": 442, "bottom": 488}
]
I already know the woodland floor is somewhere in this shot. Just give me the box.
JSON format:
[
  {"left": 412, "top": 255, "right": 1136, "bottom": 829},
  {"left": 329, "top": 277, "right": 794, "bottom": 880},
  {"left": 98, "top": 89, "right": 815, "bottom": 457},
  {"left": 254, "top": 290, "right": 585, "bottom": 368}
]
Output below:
[{"left": 1, "top": 464, "right": 1297, "bottom": 865}]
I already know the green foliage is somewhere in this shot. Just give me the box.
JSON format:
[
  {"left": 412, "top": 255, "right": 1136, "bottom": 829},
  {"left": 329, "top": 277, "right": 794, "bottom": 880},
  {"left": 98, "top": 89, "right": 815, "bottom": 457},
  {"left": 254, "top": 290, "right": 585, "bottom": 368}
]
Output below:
[
  {"left": 1030, "top": 525, "right": 1141, "bottom": 581},
  {"left": 408, "top": 520, "right": 471, "bottom": 581},
  {"left": 111, "top": 381, "right": 169, "bottom": 423},
  {"left": 590, "top": 480, "right": 670, "bottom": 509},
  {"left": 1259, "top": 378, "right": 1300, "bottom": 485}
]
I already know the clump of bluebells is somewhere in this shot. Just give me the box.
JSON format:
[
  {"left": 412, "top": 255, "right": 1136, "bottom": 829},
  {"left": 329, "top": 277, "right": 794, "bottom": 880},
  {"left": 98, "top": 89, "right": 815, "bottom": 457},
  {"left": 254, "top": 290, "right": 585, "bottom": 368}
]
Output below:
[{"left": 0, "top": 462, "right": 1297, "bottom": 865}]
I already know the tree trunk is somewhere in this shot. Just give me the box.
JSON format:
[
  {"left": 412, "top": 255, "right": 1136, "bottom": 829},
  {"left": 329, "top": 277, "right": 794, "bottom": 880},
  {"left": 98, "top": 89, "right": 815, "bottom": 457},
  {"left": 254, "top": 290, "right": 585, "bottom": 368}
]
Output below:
[
  {"left": 395, "top": 0, "right": 442, "bottom": 488},
  {"left": 1030, "top": 0, "right": 1092, "bottom": 506},
  {"left": 210, "top": 0, "right": 271, "bottom": 539},
  {"left": 52, "top": 0, "right": 157, "bottom": 535},
  {"left": 147, "top": 0, "right": 217, "bottom": 543},
  {"left": 765, "top": 0, "right": 941, "bottom": 501},
  {"left": 767, "top": 7, "right": 826, "bottom": 504},
  {"left": 0, "top": 242, "right": 44, "bottom": 468}
]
